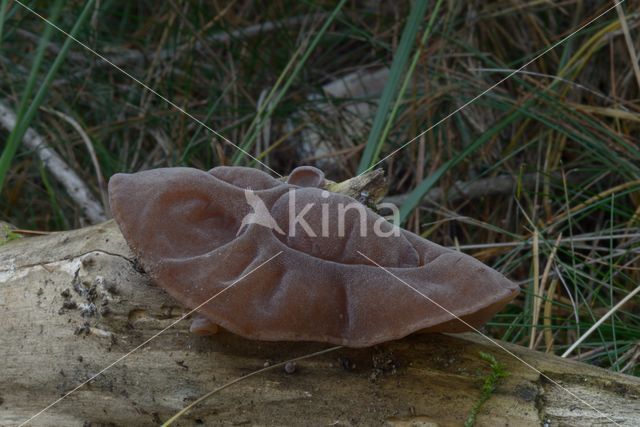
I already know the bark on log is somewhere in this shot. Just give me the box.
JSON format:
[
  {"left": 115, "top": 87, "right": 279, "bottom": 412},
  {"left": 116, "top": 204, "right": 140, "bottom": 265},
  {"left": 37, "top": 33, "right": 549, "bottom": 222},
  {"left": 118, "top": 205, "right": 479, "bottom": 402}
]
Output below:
[{"left": 1, "top": 221, "right": 639, "bottom": 426}]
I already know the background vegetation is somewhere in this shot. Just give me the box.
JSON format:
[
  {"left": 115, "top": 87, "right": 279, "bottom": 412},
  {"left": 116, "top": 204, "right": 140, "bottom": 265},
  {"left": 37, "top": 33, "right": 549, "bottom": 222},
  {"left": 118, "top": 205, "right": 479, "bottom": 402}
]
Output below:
[{"left": 1, "top": 0, "right": 639, "bottom": 377}]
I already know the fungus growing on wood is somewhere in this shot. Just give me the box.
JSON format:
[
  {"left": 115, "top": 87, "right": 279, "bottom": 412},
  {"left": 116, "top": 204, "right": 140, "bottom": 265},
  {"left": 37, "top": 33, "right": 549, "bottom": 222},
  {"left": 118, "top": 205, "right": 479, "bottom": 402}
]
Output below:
[{"left": 108, "top": 166, "right": 518, "bottom": 347}]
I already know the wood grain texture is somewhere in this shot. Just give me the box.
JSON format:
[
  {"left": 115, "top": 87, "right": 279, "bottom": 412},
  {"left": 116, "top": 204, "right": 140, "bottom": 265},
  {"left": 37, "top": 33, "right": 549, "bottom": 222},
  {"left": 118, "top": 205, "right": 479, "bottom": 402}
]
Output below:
[{"left": 1, "top": 221, "right": 638, "bottom": 426}]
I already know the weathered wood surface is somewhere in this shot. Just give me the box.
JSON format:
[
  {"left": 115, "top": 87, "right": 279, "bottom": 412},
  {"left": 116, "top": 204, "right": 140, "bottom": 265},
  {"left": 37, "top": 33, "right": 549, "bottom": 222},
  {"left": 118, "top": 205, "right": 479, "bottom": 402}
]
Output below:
[{"left": 1, "top": 221, "right": 638, "bottom": 426}]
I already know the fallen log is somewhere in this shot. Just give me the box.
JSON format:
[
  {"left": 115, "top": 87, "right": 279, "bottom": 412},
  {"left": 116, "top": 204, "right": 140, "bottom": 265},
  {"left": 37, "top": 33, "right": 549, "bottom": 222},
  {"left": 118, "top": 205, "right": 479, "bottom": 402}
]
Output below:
[{"left": 1, "top": 221, "right": 638, "bottom": 426}]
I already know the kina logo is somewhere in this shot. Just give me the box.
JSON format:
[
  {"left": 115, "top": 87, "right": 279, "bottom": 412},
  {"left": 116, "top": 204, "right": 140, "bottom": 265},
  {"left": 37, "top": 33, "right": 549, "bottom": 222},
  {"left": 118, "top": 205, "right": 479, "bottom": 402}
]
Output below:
[{"left": 236, "top": 189, "right": 285, "bottom": 236}]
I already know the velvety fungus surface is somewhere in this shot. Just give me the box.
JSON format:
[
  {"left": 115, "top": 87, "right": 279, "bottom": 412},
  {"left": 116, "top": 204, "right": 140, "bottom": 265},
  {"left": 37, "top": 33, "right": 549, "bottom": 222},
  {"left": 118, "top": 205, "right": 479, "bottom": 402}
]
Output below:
[{"left": 108, "top": 166, "right": 519, "bottom": 347}]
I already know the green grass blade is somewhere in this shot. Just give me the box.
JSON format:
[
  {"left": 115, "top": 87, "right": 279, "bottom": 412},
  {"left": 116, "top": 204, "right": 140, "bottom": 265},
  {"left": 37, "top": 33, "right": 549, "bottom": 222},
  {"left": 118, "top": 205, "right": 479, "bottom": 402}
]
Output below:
[
  {"left": 398, "top": 109, "right": 521, "bottom": 223},
  {"left": 39, "top": 161, "right": 68, "bottom": 229},
  {"left": 180, "top": 82, "right": 235, "bottom": 165},
  {"left": 0, "top": 0, "right": 64, "bottom": 191},
  {"left": 231, "top": 41, "right": 305, "bottom": 165},
  {"left": 232, "top": 0, "right": 348, "bottom": 165},
  {"left": 16, "top": 0, "right": 96, "bottom": 138},
  {"left": 356, "top": 0, "right": 429, "bottom": 173},
  {"left": 0, "top": 0, "right": 95, "bottom": 192},
  {"left": 0, "top": 0, "right": 9, "bottom": 49},
  {"left": 398, "top": 21, "right": 640, "bottom": 224},
  {"left": 370, "top": 0, "right": 443, "bottom": 171}
]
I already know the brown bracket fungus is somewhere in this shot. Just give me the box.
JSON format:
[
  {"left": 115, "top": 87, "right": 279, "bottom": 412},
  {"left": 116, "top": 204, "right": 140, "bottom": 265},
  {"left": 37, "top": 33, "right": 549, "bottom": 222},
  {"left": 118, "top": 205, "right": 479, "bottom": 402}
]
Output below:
[{"left": 108, "top": 166, "right": 519, "bottom": 347}]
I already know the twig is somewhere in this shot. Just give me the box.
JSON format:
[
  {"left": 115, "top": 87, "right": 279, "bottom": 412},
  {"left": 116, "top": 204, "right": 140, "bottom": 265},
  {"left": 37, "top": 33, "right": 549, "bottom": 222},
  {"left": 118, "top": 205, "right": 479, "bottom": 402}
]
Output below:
[
  {"left": 14, "top": 28, "right": 87, "bottom": 63},
  {"left": 562, "top": 283, "right": 640, "bottom": 357},
  {"left": 0, "top": 100, "right": 106, "bottom": 224},
  {"left": 383, "top": 172, "right": 585, "bottom": 208},
  {"left": 543, "top": 279, "right": 558, "bottom": 353},
  {"left": 48, "top": 13, "right": 328, "bottom": 83},
  {"left": 531, "top": 234, "right": 562, "bottom": 350},
  {"left": 529, "top": 230, "right": 540, "bottom": 349}
]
